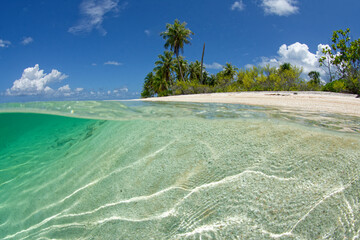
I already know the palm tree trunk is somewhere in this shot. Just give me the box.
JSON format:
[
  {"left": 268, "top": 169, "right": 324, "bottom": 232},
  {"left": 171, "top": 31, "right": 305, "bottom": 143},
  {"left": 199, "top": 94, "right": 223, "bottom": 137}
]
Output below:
[
  {"left": 200, "top": 43, "right": 205, "bottom": 84},
  {"left": 177, "top": 55, "right": 184, "bottom": 81}
]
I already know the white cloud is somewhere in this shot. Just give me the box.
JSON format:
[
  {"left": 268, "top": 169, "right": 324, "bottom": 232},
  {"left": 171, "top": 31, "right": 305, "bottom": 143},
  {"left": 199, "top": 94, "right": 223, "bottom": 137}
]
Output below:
[
  {"left": 21, "top": 37, "right": 33, "bottom": 45},
  {"left": 204, "top": 62, "right": 223, "bottom": 70},
  {"left": 0, "top": 39, "right": 11, "bottom": 48},
  {"left": 2, "top": 66, "right": 136, "bottom": 99},
  {"left": 260, "top": 42, "right": 330, "bottom": 79},
  {"left": 104, "top": 61, "right": 122, "bottom": 66},
  {"left": 58, "top": 84, "right": 71, "bottom": 92},
  {"left": 261, "top": 0, "right": 298, "bottom": 16},
  {"left": 6, "top": 64, "right": 68, "bottom": 96},
  {"left": 231, "top": 1, "right": 245, "bottom": 11},
  {"left": 112, "top": 87, "right": 128, "bottom": 96},
  {"left": 75, "top": 87, "right": 84, "bottom": 92},
  {"left": 69, "top": 0, "right": 120, "bottom": 36},
  {"left": 118, "top": 87, "right": 128, "bottom": 92},
  {"left": 44, "top": 86, "right": 55, "bottom": 94},
  {"left": 144, "top": 30, "right": 151, "bottom": 36}
]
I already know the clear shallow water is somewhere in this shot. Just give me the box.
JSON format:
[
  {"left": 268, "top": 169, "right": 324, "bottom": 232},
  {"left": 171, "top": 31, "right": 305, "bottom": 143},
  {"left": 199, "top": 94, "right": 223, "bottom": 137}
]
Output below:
[{"left": 0, "top": 101, "right": 359, "bottom": 239}]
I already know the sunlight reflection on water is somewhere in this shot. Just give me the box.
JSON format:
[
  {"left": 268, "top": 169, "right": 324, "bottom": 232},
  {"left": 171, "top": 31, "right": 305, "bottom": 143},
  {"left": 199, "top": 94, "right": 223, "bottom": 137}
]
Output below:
[{"left": 0, "top": 101, "right": 359, "bottom": 239}]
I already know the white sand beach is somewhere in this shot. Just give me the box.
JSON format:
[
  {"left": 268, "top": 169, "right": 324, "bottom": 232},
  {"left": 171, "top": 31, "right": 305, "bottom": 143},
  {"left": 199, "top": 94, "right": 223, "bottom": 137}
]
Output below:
[{"left": 141, "top": 91, "right": 360, "bottom": 117}]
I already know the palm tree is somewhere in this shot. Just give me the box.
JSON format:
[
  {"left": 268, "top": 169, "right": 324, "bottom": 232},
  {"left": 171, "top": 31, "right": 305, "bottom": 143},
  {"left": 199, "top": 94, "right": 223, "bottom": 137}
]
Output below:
[
  {"left": 188, "top": 61, "right": 202, "bottom": 81},
  {"left": 174, "top": 56, "right": 188, "bottom": 81},
  {"left": 222, "top": 63, "right": 238, "bottom": 80},
  {"left": 141, "top": 72, "right": 155, "bottom": 98},
  {"left": 200, "top": 43, "right": 206, "bottom": 83},
  {"left": 155, "top": 51, "right": 176, "bottom": 89},
  {"left": 152, "top": 73, "right": 168, "bottom": 95},
  {"left": 160, "top": 19, "right": 194, "bottom": 82}
]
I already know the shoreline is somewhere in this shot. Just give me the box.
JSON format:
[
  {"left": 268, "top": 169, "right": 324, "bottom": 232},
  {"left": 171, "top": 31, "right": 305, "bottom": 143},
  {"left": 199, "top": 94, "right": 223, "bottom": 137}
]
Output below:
[{"left": 139, "top": 91, "right": 360, "bottom": 117}]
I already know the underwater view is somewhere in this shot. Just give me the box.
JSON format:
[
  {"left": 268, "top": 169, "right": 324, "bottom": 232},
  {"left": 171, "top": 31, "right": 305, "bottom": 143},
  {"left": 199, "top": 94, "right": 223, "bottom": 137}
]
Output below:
[{"left": 0, "top": 101, "right": 360, "bottom": 239}]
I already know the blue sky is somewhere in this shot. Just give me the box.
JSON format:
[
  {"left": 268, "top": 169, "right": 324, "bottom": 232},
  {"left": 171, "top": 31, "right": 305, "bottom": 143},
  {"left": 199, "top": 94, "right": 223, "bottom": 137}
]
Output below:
[{"left": 0, "top": 0, "right": 359, "bottom": 101}]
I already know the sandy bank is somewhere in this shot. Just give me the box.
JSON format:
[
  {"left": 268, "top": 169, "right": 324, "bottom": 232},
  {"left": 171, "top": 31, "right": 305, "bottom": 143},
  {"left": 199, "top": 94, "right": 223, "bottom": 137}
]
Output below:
[{"left": 141, "top": 91, "right": 360, "bottom": 117}]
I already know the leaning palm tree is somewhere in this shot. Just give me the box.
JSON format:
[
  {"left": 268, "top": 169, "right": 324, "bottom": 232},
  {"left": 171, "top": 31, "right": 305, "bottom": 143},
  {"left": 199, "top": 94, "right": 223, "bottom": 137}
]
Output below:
[
  {"left": 154, "top": 51, "right": 176, "bottom": 89},
  {"left": 200, "top": 43, "right": 206, "bottom": 83},
  {"left": 160, "top": 19, "right": 194, "bottom": 82}
]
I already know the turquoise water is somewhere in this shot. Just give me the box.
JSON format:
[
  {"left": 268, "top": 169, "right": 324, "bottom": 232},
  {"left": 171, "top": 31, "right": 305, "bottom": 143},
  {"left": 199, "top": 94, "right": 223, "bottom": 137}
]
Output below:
[{"left": 0, "top": 101, "right": 359, "bottom": 239}]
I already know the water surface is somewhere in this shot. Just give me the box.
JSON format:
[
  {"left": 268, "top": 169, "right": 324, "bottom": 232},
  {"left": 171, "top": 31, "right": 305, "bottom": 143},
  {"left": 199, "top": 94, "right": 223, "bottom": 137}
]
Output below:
[{"left": 0, "top": 101, "right": 359, "bottom": 239}]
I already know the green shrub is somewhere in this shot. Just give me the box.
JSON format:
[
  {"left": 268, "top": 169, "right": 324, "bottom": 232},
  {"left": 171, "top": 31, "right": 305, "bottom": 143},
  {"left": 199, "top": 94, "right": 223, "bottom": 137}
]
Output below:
[{"left": 322, "top": 79, "right": 347, "bottom": 92}]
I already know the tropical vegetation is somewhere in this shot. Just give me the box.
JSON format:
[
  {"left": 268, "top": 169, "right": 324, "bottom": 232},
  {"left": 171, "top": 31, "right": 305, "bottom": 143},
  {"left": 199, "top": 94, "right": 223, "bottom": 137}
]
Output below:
[
  {"left": 141, "top": 21, "right": 360, "bottom": 98},
  {"left": 320, "top": 28, "right": 360, "bottom": 94}
]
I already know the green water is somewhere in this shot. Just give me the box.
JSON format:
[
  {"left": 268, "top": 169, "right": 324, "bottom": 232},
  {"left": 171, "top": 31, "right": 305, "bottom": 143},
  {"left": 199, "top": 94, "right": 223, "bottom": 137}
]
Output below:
[{"left": 0, "top": 101, "right": 359, "bottom": 239}]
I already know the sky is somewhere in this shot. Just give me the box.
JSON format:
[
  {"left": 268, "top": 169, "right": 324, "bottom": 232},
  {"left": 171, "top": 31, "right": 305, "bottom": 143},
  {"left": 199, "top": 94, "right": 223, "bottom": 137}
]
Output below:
[{"left": 0, "top": 0, "right": 359, "bottom": 102}]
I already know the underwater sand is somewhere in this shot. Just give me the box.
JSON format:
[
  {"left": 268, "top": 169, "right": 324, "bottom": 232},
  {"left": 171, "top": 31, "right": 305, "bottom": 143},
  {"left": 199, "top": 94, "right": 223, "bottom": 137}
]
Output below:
[{"left": 0, "top": 100, "right": 359, "bottom": 239}]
